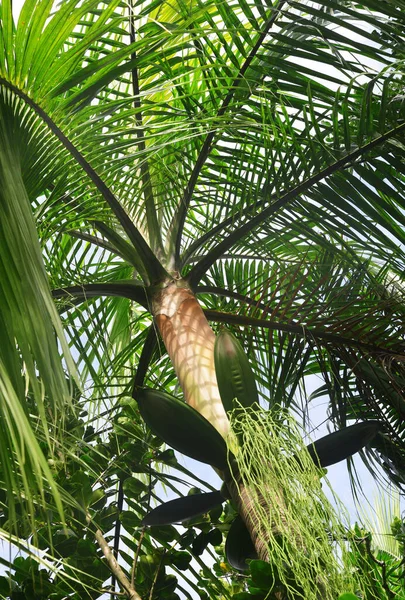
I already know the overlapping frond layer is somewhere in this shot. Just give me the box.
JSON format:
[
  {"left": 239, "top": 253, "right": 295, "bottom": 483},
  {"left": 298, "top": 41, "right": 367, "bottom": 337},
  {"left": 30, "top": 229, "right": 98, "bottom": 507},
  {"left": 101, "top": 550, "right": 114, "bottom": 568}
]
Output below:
[
  {"left": 0, "top": 0, "right": 404, "bottom": 528},
  {"left": 179, "top": 1, "right": 405, "bottom": 277},
  {"left": 0, "top": 0, "right": 165, "bottom": 283},
  {"left": 0, "top": 91, "right": 77, "bottom": 523},
  {"left": 1, "top": 0, "right": 404, "bottom": 278},
  {"left": 197, "top": 252, "right": 405, "bottom": 486}
]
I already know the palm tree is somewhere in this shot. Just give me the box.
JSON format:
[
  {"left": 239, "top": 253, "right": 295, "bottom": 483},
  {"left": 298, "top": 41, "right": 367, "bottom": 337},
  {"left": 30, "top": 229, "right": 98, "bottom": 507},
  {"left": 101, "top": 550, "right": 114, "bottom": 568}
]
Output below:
[{"left": 1, "top": 0, "right": 405, "bottom": 598}]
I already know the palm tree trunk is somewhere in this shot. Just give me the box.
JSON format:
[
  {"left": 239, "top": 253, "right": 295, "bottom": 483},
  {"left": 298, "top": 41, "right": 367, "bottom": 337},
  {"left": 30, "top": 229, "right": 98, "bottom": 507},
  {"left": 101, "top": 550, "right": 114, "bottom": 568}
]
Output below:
[
  {"left": 152, "top": 280, "right": 230, "bottom": 438},
  {"left": 230, "top": 480, "right": 271, "bottom": 560},
  {"left": 152, "top": 280, "right": 272, "bottom": 558}
]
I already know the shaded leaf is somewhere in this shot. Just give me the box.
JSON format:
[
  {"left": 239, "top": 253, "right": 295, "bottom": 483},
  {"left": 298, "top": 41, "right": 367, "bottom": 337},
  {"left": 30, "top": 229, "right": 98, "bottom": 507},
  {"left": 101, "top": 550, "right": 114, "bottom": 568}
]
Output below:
[
  {"left": 305, "top": 421, "right": 381, "bottom": 468},
  {"left": 249, "top": 559, "right": 276, "bottom": 589},
  {"left": 136, "top": 387, "right": 229, "bottom": 470},
  {"left": 214, "top": 329, "right": 259, "bottom": 415},
  {"left": 225, "top": 516, "right": 257, "bottom": 571},
  {"left": 142, "top": 490, "right": 224, "bottom": 526}
]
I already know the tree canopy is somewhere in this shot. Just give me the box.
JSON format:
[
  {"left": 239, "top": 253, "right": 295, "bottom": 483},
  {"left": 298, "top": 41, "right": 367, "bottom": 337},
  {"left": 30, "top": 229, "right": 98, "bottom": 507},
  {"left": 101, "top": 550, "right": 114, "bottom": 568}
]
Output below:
[{"left": 0, "top": 0, "right": 405, "bottom": 598}]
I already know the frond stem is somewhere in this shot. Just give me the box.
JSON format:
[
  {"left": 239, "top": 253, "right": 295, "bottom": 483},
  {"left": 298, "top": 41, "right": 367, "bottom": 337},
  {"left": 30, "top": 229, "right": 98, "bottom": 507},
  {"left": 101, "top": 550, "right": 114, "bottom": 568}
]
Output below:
[
  {"left": 52, "top": 281, "right": 148, "bottom": 308},
  {"left": 94, "top": 528, "right": 142, "bottom": 600},
  {"left": 187, "top": 121, "right": 405, "bottom": 287},
  {"left": 68, "top": 230, "right": 127, "bottom": 261},
  {"left": 172, "top": 0, "right": 288, "bottom": 263},
  {"left": 111, "top": 479, "right": 125, "bottom": 592},
  {"left": 204, "top": 309, "right": 405, "bottom": 355},
  {"left": 128, "top": 0, "right": 164, "bottom": 260},
  {"left": 131, "top": 325, "right": 159, "bottom": 396},
  {"left": 0, "top": 77, "right": 167, "bottom": 285}
]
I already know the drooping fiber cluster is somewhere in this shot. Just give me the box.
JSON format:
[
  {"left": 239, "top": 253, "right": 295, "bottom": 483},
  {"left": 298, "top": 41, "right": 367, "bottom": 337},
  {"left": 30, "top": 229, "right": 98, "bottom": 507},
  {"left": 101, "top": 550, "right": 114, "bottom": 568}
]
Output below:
[{"left": 228, "top": 406, "right": 362, "bottom": 599}]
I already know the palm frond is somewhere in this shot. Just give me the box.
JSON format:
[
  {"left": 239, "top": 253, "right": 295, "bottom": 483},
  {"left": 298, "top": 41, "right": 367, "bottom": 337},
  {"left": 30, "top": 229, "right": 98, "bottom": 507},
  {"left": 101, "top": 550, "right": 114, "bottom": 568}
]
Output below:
[{"left": 0, "top": 97, "right": 79, "bottom": 522}]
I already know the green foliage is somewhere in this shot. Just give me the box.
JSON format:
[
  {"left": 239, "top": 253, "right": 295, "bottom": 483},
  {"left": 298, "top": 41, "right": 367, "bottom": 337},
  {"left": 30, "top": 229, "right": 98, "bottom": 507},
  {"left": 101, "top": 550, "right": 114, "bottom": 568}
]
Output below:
[
  {"left": 345, "top": 518, "right": 405, "bottom": 600},
  {"left": 228, "top": 406, "right": 363, "bottom": 599},
  {"left": 0, "top": 0, "right": 405, "bottom": 598},
  {"left": 0, "top": 393, "right": 231, "bottom": 599}
]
